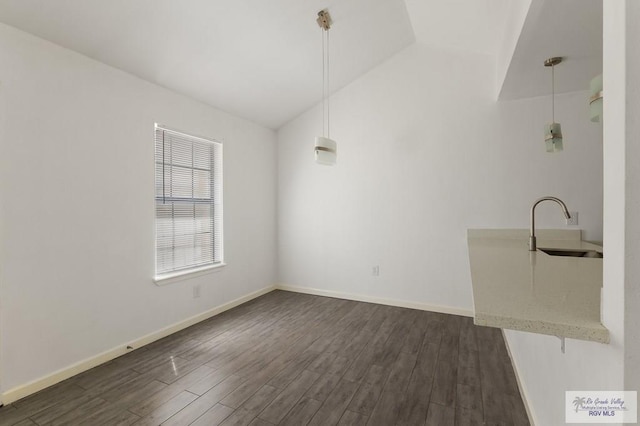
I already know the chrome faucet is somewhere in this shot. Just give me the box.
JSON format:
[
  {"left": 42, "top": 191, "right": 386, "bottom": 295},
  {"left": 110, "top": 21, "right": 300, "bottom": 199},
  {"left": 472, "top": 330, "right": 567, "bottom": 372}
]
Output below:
[{"left": 529, "top": 196, "right": 571, "bottom": 251}]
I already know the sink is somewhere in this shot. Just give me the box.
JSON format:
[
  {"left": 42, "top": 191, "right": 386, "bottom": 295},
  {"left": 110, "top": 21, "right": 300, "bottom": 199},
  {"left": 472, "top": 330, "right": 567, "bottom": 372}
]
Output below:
[{"left": 539, "top": 248, "right": 603, "bottom": 258}]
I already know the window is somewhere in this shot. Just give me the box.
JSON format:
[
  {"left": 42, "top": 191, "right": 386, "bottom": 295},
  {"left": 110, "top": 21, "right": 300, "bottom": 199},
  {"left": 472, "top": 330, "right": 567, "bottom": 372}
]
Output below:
[{"left": 154, "top": 124, "right": 223, "bottom": 279}]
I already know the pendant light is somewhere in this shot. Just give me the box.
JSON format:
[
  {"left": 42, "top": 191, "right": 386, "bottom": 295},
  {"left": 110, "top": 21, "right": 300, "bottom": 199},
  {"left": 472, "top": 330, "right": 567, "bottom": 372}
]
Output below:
[
  {"left": 589, "top": 74, "right": 603, "bottom": 123},
  {"left": 314, "top": 10, "right": 337, "bottom": 166},
  {"left": 544, "top": 57, "right": 563, "bottom": 153}
]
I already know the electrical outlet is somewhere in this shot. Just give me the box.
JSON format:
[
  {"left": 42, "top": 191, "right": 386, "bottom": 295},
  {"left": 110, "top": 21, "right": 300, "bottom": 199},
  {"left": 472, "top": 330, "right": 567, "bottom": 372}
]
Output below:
[
  {"left": 566, "top": 211, "right": 579, "bottom": 226},
  {"left": 372, "top": 266, "right": 380, "bottom": 276},
  {"left": 193, "top": 284, "right": 201, "bottom": 298}
]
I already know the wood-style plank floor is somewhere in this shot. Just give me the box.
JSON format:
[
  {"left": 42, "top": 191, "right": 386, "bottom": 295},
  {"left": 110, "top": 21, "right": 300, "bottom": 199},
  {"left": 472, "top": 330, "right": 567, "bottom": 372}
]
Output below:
[{"left": 0, "top": 291, "right": 530, "bottom": 425}]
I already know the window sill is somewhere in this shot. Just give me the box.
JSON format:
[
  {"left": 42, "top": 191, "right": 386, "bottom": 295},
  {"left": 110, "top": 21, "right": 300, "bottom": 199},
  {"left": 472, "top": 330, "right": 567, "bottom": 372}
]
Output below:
[{"left": 154, "top": 263, "right": 227, "bottom": 286}]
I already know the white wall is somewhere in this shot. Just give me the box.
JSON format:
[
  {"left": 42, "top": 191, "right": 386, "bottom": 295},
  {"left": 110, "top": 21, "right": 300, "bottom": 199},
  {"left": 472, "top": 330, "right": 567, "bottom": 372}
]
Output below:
[
  {"left": 0, "top": 23, "right": 277, "bottom": 393},
  {"left": 277, "top": 42, "right": 603, "bottom": 317},
  {"left": 622, "top": 0, "right": 640, "bottom": 395},
  {"left": 603, "top": 0, "right": 640, "bottom": 397},
  {"left": 504, "top": 331, "right": 622, "bottom": 426}
]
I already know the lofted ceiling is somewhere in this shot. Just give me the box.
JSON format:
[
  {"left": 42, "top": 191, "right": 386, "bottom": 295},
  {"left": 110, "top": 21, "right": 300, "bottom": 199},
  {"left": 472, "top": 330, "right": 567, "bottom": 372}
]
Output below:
[
  {"left": 0, "top": 0, "right": 602, "bottom": 129},
  {"left": 405, "top": 0, "right": 511, "bottom": 57},
  {"left": 0, "top": 0, "right": 415, "bottom": 129}
]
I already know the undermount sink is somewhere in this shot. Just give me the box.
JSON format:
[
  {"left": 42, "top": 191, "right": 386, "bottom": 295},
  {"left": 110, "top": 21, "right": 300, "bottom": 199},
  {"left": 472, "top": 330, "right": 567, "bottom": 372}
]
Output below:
[{"left": 539, "top": 248, "right": 603, "bottom": 258}]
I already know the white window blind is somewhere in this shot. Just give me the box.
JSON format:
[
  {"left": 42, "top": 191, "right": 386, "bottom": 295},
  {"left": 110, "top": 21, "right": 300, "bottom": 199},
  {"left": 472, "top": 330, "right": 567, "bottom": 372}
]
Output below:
[{"left": 155, "top": 125, "right": 223, "bottom": 276}]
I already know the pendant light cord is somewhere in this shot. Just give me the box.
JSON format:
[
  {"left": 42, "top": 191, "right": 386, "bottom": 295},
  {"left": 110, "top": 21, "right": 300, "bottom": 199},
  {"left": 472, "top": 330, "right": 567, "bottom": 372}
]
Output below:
[
  {"left": 321, "top": 27, "right": 326, "bottom": 138},
  {"left": 551, "top": 64, "right": 555, "bottom": 123},
  {"left": 327, "top": 29, "right": 330, "bottom": 139},
  {"left": 320, "top": 26, "right": 331, "bottom": 139}
]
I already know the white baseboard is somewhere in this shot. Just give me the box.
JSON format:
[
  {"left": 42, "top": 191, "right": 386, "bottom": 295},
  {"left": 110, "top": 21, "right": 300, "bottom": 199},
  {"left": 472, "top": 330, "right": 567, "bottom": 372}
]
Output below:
[
  {"left": 275, "top": 284, "right": 473, "bottom": 317},
  {"left": 501, "top": 329, "right": 537, "bottom": 426},
  {"left": 1, "top": 285, "right": 276, "bottom": 405}
]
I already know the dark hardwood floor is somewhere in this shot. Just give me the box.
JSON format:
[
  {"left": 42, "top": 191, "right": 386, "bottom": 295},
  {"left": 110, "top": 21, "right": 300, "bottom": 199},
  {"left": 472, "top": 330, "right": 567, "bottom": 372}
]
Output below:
[{"left": 0, "top": 290, "right": 530, "bottom": 425}]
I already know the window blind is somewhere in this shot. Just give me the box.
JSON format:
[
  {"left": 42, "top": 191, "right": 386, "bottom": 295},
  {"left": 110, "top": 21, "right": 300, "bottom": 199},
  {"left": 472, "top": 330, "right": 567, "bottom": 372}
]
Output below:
[{"left": 154, "top": 125, "right": 223, "bottom": 276}]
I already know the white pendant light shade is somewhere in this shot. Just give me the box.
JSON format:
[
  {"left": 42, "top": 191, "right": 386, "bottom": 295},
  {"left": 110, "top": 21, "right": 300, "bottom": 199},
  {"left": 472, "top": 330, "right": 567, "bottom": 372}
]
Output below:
[
  {"left": 589, "top": 74, "right": 603, "bottom": 123},
  {"left": 545, "top": 122, "right": 563, "bottom": 153},
  {"left": 314, "top": 136, "right": 337, "bottom": 165}
]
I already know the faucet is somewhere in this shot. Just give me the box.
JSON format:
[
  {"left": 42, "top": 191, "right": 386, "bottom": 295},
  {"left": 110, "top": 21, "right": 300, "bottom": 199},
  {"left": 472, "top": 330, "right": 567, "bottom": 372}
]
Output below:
[{"left": 529, "top": 196, "right": 571, "bottom": 251}]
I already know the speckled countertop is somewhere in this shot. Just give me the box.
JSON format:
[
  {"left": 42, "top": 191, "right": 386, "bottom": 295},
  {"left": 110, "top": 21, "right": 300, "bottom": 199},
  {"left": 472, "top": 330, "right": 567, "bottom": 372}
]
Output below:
[{"left": 467, "top": 229, "right": 609, "bottom": 344}]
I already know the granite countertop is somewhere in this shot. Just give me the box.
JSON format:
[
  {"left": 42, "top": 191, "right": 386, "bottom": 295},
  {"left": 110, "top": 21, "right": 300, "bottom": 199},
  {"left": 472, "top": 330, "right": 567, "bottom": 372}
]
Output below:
[{"left": 467, "top": 229, "right": 609, "bottom": 344}]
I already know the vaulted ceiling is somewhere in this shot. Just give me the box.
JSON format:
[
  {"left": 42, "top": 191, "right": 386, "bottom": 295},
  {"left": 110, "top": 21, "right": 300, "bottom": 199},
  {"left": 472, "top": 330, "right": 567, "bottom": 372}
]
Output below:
[{"left": 0, "top": 0, "right": 602, "bottom": 129}]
